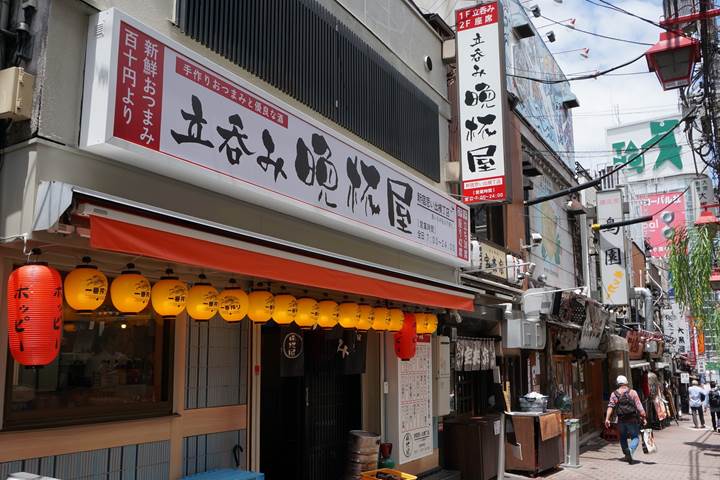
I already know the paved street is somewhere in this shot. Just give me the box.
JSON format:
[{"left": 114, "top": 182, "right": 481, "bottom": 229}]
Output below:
[{"left": 543, "top": 417, "right": 720, "bottom": 480}]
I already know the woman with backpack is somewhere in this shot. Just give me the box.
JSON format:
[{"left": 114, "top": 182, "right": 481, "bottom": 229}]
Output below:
[
  {"left": 709, "top": 381, "right": 720, "bottom": 432},
  {"left": 604, "top": 375, "right": 647, "bottom": 464}
]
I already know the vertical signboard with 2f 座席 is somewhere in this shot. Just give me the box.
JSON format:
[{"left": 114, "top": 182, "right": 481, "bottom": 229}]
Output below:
[{"left": 456, "top": 2, "right": 508, "bottom": 204}]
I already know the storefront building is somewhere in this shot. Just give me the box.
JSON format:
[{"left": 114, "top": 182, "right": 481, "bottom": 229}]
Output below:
[{"left": 0, "top": 1, "right": 476, "bottom": 479}]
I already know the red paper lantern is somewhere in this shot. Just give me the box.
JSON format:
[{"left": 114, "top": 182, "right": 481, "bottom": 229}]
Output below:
[
  {"left": 7, "top": 264, "right": 64, "bottom": 366},
  {"left": 394, "top": 313, "right": 417, "bottom": 361}
]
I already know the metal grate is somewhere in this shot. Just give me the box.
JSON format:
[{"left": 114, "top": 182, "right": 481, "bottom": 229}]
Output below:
[{"left": 175, "top": 0, "right": 441, "bottom": 181}]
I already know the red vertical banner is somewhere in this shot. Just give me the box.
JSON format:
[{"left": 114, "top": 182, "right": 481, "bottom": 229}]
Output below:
[
  {"left": 113, "top": 21, "right": 164, "bottom": 151},
  {"left": 456, "top": 205, "right": 469, "bottom": 261},
  {"left": 688, "top": 318, "right": 697, "bottom": 365}
]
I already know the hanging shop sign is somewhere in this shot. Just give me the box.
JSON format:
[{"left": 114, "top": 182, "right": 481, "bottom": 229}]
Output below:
[
  {"left": 470, "top": 239, "right": 507, "bottom": 280},
  {"left": 637, "top": 192, "right": 686, "bottom": 258},
  {"left": 579, "top": 306, "right": 609, "bottom": 351},
  {"left": 398, "top": 335, "right": 433, "bottom": 464},
  {"left": 596, "top": 190, "right": 630, "bottom": 305},
  {"left": 456, "top": 2, "right": 509, "bottom": 204},
  {"left": 80, "top": 9, "right": 470, "bottom": 267}
]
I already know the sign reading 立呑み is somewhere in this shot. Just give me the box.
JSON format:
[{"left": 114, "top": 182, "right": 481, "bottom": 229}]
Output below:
[
  {"left": 80, "top": 9, "right": 470, "bottom": 267},
  {"left": 456, "top": 2, "right": 508, "bottom": 204}
]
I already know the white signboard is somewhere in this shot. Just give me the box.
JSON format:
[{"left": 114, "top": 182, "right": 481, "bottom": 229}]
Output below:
[
  {"left": 456, "top": 2, "right": 508, "bottom": 204},
  {"left": 81, "top": 9, "right": 470, "bottom": 266},
  {"left": 680, "top": 372, "right": 690, "bottom": 384},
  {"left": 597, "top": 190, "right": 629, "bottom": 305},
  {"left": 399, "top": 337, "right": 433, "bottom": 464},
  {"left": 606, "top": 116, "right": 694, "bottom": 184}
]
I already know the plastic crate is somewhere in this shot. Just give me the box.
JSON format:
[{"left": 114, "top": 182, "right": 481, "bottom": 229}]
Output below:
[
  {"left": 361, "top": 468, "right": 417, "bottom": 480},
  {"left": 181, "top": 469, "right": 264, "bottom": 480}
]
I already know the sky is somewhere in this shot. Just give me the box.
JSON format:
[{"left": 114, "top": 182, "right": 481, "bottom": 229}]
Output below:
[{"left": 416, "top": 0, "right": 682, "bottom": 171}]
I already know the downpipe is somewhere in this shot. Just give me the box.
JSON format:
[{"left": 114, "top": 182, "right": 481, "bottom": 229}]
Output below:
[{"left": 632, "top": 287, "right": 653, "bottom": 331}]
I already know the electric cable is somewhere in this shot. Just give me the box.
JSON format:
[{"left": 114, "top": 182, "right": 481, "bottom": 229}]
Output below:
[
  {"left": 538, "top": 14, "right": 653, "bottom": 46},
  {"left": 507, "top": 53, "right": 646, "bottom": 84},
  {"left": 584, "top": 0, "right": 694, "bottom": 38}
]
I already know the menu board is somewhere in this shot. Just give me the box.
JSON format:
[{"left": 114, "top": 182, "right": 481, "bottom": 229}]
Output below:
[{"left": 398, "top": 337, "right": 433, "bottom": 464}]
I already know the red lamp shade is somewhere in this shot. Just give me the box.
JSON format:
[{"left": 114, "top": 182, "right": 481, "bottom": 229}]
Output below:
[
  {"left": 711, "top": 269, "right": 720, "bottom": 290},
  {"left": 7, "top": 264, "right": 64, "bottom": 366},
  {"left": 393, "top": 313, "right": 417, "bottom": 361},
  {"left": 695, "top": 209, "right": 720, "bottom": 235},
  {"left": 645, "top": 31, "right": 700, "bottom": 90}
]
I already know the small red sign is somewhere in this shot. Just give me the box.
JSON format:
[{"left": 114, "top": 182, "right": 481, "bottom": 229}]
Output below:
[
  {"left": 456, "top": 206, "right": 469, "bottom": 261},
  {"left": 462, "top": 175, "right": 506, "bottom": 203},
  {"left": 113, "top": 22, "right": 164, "bottom": 151},
  {"left": 456, "top": 2, "right": 499, "bottom": 31}
]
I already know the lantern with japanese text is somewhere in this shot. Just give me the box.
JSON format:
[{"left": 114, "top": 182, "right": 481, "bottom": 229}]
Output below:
[
  {"left": 371, "top": 307, "right": 390, "bottom": 331},
  {"left": 64, "top": 257, "right": 108, "bottom": 313},
  {"left": 295, "top": 297, "right": 319, "bottom": 329},
  {"left": 151, "top": 269, "right": 188, "bottom": 318},
  {"left": 186, "top": 274, "right": 219, "bottom": 321},
  {"left": 317, "top": 300, "right": 339, "bottom": 329},
  {"left": 338, "top": 302, "right": 360, "bottom": 329},
  {"left": 394, "top": 313, "right": 417, "bottom": 361},
  {"left": 7, "top": 263, "right": 64, "bottom": 366},
  {"left": 415, "top": 313, "right": 429, "bottom": 334},
  {"left": 248, "top": 290, "right": 275, "bottom": 323},
  {"left": 424, "top": 314, "right": 438, "bottom": 334},
  {"left": 387, "top": 309, "right": 405, "bottom": 332},
  {"left": 110, "top": 264, "right": 151, "bottom": 313},
  {"left": 272, "top": 294, "right": 298, "bottom": 325},
  {"left": 217, "top": 279, "right": 249, "bottom": 322},
  {"left": 356, "top": 304, "right": 374, "bottom": 331}
]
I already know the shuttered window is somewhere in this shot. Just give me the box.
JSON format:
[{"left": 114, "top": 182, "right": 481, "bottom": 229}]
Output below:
[{"left": 175, "top": 0, "right": 441, "bottom": 181}]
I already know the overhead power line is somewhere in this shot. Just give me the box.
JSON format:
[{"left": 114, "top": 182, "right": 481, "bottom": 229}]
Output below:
[
  {"left": 524, "top": 108, "right": 697, "bottom": 206},
  {"left": 583, "top": 0, "right": 693, "bottom": 37},
  {"left": 507, "top": 53, "right": 646, "bottom": 84},
  {"left": 538, "top": 14, "right": 653, "bottom": 46}
]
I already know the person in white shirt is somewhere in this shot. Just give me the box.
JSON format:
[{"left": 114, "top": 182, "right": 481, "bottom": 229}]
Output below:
[{"left": 688, "top": 379, "right": 708, "bottom": 428}]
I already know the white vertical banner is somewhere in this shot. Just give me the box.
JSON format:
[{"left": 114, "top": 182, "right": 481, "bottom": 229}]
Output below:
[
  {"left": 597, "top": 190, "right": 630, "bottom": 305},
  {"left": 456, "top": 2, "right": 509, "bottom": 204}
]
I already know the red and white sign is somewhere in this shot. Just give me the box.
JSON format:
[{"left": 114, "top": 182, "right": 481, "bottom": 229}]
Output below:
[
  {"left": 637, "top": 192, "right": 686, "bottom": 258},
  {"left": 81, "top": 9, "right": 470, "bottom": 266},
  {"left": 456, "top": 2, "right": 508, "bottom": 204}
]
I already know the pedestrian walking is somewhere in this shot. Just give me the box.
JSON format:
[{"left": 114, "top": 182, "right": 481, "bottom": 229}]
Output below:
[
  {"left": 689, "top": 379, "right": 708, "bottom": 428},
  {"left": 708, "top": 381, "right": 720, "bottom": 433},
  {"left": 605, "top": 375, "right": 647, "bottom": 464}
]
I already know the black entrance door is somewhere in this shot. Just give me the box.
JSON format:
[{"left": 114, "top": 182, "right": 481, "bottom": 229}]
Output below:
[{"left": 260, "top": 326, "right": 362, "bottom": 480}]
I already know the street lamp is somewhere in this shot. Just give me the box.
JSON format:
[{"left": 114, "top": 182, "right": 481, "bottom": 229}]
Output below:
[
  {"left": 694, "top": 208, "right": 720, "bottom": 235},
  {"left": 644, "top": 31, "right": 700, "bottom": 90},
  {"left": 710, "top": 270, "right": 720, "bottom": 291}
]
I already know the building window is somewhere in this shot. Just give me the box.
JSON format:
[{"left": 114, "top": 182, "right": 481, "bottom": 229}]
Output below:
[
  {"left": 472, "top": 205, "right": 505, "bottom": 245},
  {"left": 4, "top": 274, "right": 174, "bottom": 430},
  {"left": 174, "top": 0, "right": 441, "bottom": 181}
]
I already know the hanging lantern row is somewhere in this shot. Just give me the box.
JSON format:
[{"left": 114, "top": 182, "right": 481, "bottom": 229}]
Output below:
[{"left": 45, "top": 260, "right": 442, "bottom": 330}]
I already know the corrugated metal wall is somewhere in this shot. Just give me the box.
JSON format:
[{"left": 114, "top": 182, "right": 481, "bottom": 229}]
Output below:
[
  {"left": 186, "top": 317, "right": 248, "bottom": 409},
  {"left": 0, "top": 441, "right": 169, "bottom": 480},
  {"left": 175, "top": 0, "right": 441, "bottom": 181},
  {"left": 183, "top": 430, "right": 247, "bottom": 476}
]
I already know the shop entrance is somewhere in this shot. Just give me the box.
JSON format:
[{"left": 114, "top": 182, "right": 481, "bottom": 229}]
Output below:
[{"left": 260, "top": 325, "right": 362, "bottom": 480}]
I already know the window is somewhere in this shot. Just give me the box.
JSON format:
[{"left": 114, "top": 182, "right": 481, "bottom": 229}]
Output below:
[
  {"left": 4, "top": 273, "right": 174, "bottom": 429},
  {"left": 472, "top": 205, "right": 505, "bottom": 245},
  {"left": 174, "top": 0, "right": 441, "bottom": 181}
]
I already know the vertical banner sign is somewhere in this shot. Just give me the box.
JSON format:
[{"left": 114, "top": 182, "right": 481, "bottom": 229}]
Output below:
[
  {"left": 597, "top": 190, "right": 629, "bottom": 305},
  {"left": 398, "top": 336, "right": 432, "bottom": 464},
  {"left": 81, "top": 9, "right": 471, "bottom": 267},
  {"left": 456, "top": 3, "right": 508, "bottom": 204},
  {"left": 637, "top": 192, "right": 686, "bottom": 258}
]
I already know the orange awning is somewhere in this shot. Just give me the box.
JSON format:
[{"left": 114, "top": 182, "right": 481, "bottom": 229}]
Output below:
[{"left": 88, "top": 214, "right": 474, "bottom": 311}]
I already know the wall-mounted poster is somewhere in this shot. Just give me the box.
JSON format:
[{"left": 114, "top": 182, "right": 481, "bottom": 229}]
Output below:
[{"left": 398, "top": 336, "right": 433, "bottom": 464}]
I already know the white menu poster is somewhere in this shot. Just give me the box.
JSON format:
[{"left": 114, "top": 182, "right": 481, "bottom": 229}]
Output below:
[{"left": 398, "top": 336, "right": 433, "bottom": 464}]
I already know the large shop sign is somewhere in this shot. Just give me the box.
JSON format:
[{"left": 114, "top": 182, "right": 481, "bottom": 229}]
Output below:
[
  {"left": 80, "top": 9, "right": 470, "bottom": 267},
  {"left": 596, "top": 190, "right": 630, "bottom": 305},
  {"left": 456, "top": 2, "right": 509, "bottom": 204}
]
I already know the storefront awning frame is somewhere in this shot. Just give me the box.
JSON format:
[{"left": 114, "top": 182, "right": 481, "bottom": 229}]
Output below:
[{"left": 32, "top": 182, "right": 476, "bottom": 311}]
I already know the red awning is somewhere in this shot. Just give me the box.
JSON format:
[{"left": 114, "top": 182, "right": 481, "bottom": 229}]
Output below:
[{"left": 88, "top": 214, "right": 474, "bottom": 311}]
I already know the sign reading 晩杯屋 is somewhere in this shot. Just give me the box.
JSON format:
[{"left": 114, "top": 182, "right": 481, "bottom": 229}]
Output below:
[
  {"left": 456, "top": 2, "right": 509, "bottom": 204},
  {"left": 80, "top": 9, "right": 470, "bottom": 266}
]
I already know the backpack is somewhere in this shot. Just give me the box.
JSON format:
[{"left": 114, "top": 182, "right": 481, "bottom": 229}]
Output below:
[
  {"left": 614, "top": 389, "right": 638, "bottom": 419},
  {"left": 710, "top": 390, "right": 720, "bottom": 409}
]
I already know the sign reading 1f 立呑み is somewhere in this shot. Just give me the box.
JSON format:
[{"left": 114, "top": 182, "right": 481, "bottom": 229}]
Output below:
[
  {"left": 456, "top": 2, "right": 508, "bottom": 204},
  {"left": 80, "top": 9, "right": 471, "bottom": 267}
]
